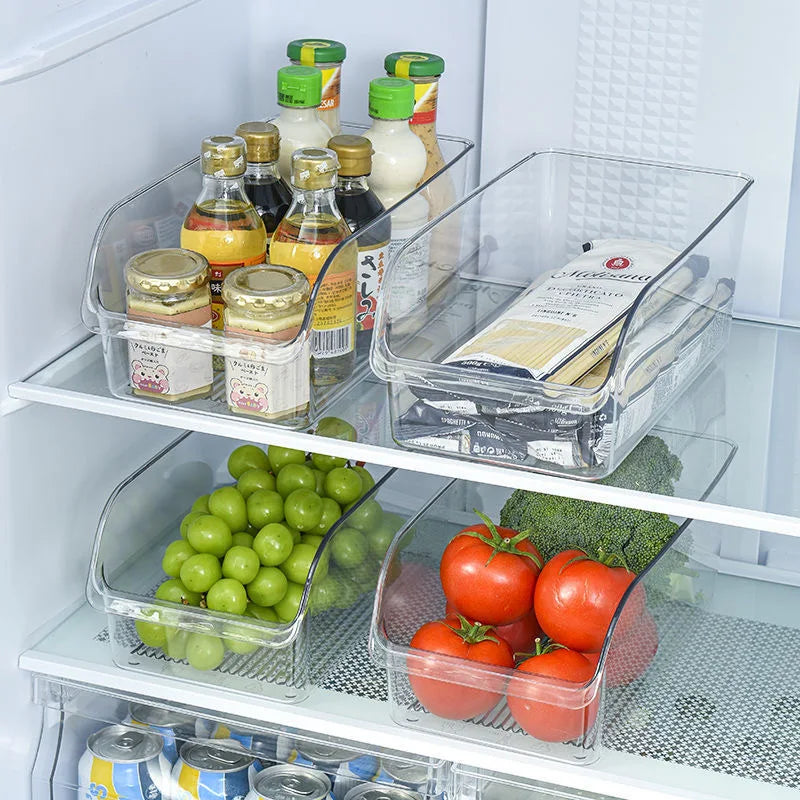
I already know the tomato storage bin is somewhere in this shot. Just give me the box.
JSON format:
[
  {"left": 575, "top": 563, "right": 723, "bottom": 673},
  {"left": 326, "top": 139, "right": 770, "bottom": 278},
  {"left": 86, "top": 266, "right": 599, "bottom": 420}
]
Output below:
[
  {"left": 87, "top": 432, "right": 449, "bottom": 702},
  {"left": 370, "top": 150, "right": 751, "bottom": 480},
  {"left": 81, "top": 121, "right": 473, "bottom": 429},
  {"left": 369, "top": 428, "right": 735, "bottom": 764}
]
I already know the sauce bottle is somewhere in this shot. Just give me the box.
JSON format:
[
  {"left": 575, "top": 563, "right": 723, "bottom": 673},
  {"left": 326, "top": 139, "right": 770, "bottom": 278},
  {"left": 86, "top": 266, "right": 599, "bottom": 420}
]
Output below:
[
  {"left": 270, "top": 148, "right": 357, "bottom": 387},
  {"left": 180, "top": 136, "right": 267, "bottom": 343},
  {"left": 273, "top": 66, "right": 332, "bottom": 182},
  {"left": 328, "top": 134, "right": 389, "bottom": 350},
  {"left": 287, "top": 38, "right": 347, "bottom": 136},
  {"left": 235, "top": 121, "right": 292, "bottom": 258}
]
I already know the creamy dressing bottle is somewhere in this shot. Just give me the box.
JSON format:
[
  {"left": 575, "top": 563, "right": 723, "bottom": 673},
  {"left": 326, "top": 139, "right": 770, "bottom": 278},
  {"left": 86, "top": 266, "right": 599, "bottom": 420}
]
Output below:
[{"left": 273, "top": 66, "right": 332, "bottom": 182}]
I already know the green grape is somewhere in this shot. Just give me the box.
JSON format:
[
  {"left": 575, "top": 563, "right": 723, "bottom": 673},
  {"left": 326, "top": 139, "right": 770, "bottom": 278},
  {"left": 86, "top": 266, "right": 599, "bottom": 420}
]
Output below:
[
  {"left": 247, "top": 490, "right": 284, "bottom": 528},
  {"left": 347, "top": 499, "right": 383, "bottom": 532},
  {"left": 231, "top": 531, "right": 255, "bottom": 549},
  {"left": 191, "top": 495, "right": 210, "bottom": 514},
  {"left": 186, "top": 633, "right": 225, "bottom": 670},
  {"left": 325, "top": 468, "right": 362, "bottom": 506},
  {"left": 164, "top": 627, "right": 189, "bottom": 659},
  {"left": 267, "top": 445, "right": 306, "bottom": 474},
  {"left": 187, "top": 515, "right": 232, "bottom": 557},
  {"left": 330, "top": 527, "right": 368, "bottom": 569},
  {"left": 274, "top": 582, "right": 305, "bottom": 623},
  {"left": 284, "top": 489, "right": 323, "bottom": 532},
  {"left": 162, "top": 540, "right": 197, "bottom": 578},
  {"left": 280, "top": 543, "right": 319, "bottom": 585},
  {"left": 222, "top": 545, "right": 260, "bottom": 584},
  {"left": 228, "top": 445, "right": 269, "bottom": 479},
  {"left": 247, "top": 567, "right": 288, "bottom": 607},
  {"left": 310, "top": 452, "right": 347, "bottom": 472},
  {"left": 180, "top": 511, "right": 205, "bottom": 540},
  {"left": 206, "top": 578, "right": 248, "bottom": 615},
  {"left": 208, "top": 486, "right": 248, "bottom": 534},
  {"left": 253, "top": 523, "right": 294, "bottom": 566},
  {"left": 276, "top": 463, "right": 317, "bottom": 498},
  {"left": 237, "top": 469, "right": 276, "bottom": 499},
  {"left": 309, "top": 497, "right": 341, "bottom": 537},
  {"left": 350, "top": 466, "right": 375, "bottom": 497},
  {"left": 155, "top": 578, "right": 202, "bottom": 606},
  {"left": 135, "top": 614, "right": 167, "bottom": 648},
  {"left": 315, "top": 417, "right": 357, "bottom": 441},
  {"left": 301, "top": 534, "right": 324, "bottom": 550},
  {"left": 180, "top": 554, "right": 222, "bottom": 593}
]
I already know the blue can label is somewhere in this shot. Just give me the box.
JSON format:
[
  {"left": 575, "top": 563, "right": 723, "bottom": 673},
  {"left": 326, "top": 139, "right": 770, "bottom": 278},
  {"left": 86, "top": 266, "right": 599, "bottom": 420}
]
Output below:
[{"left": 172, "top": 761, "right": 251, "bottom": 800}]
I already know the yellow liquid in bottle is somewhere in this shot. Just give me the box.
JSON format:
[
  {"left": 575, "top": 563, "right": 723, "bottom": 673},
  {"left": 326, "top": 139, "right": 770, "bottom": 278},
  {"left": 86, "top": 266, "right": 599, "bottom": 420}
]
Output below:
[{"left": 271, "top": 213, "right": 357, "bottom": 386}]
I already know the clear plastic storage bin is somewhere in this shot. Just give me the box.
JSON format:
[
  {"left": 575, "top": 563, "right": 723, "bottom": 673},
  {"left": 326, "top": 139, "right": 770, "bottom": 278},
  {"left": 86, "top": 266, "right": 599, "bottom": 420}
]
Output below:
[
  {"left": 32, "top": 677, "right": 449, "bottom": 800},
  {"left": 371, "top": 150, "right": 752, "bottom": 479},
  {"left": 87, "top": 433, "right": 450, "bottom": 702},
  {"left": 82, "top": 122, "right": 473, "bottom": 429},
  {"left": 369, "top": 428, "right": 734, "bottom": 765}
]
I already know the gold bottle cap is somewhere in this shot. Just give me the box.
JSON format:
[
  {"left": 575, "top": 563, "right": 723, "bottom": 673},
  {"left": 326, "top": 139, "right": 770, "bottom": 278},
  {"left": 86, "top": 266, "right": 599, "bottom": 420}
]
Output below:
[
  {"left": 223, "top": 265, "right": 310, "bottom": 312},
  {"left": 235, "top": 121, "right": 280, "bottom": 164},
  {"left": 291, "top": 147, "right": 339, "bottom": 190},
  {"left": 125, "top": 248, "right": 209, "bottom": 295},
  {"left": 201, "top": 135, "right": 247, "bottom": 177},
  {"left": 327, "top": 135, "right": 373, "bottom": 177}
]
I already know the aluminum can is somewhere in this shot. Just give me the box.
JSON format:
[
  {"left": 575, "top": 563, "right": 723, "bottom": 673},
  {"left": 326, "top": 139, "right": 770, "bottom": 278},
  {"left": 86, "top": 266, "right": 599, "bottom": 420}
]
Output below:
[
  {"left": 78, "top": 724, "right": 169, "bottom": 800},
  {"left": 343, "top": 786, "right": 421, "bottom": 800},
  {"left": 287, "top": 740, "right": 378, "bottom": 798},
  {"left": 172, "top": 740, "right": 256, "bottom": 800},
  {"left": 195, "top": 720, "right": 278, "bottom": 763},
  {"left": 246, "top": 764, "right": 333, "bottom": 800},
  {"left": 375, "top": 758, "right": 432, "bottom": 794},
  {"left": 127, "top": 703, "right": 196, "bottom": 765}
]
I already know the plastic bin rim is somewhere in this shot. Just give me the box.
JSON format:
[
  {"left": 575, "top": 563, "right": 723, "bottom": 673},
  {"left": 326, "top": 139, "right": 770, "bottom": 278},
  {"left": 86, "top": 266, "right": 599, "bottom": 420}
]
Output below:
[{"left": 370, "top": 147, "right": 753, "bottom": 399}]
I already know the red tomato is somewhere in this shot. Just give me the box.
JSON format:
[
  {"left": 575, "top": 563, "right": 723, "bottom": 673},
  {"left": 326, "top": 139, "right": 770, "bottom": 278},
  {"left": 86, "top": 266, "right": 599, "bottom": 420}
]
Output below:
[
  {"left": 408, "top": 617, "right": 515, "bottom": 720},
  {"left": 583, "top": 610, "right": 658, "bottom": 687},
  {"left": 534, "top": 550, "right": 643, "bottom": 653},
  {"left": 507, "top": 646, "right": 599, "bottom": 742},
  {"left": 445, "top": 600, "right": 541, "bottom": 655},
  {"left": 440, "top": 513, "right": 542, "bottom": 625}
]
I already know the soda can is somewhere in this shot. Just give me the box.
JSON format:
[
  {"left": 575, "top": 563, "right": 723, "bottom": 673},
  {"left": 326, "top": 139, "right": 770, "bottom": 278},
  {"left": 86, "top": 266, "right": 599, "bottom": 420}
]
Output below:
[
  {"left": 246, "top": 764, "right": 333, "bottom": 800},
  {"left": 126, "top": 703, "right": 196, "bottom": 765},
  {"left": 195, "top": 720, "right": 278, "bottom": 764},
  {"left": 172, "top": 740, "right": 257, "bottom": 800},
  {"left": 375, "top": 758, "right": 433, "bottom": 794},
  {"left": 343, "top": 786, "right": 422, "bottom": 800},
  {"left": 78, "top": 724, "right": 169, "bottom": 800},
  {"left": 287, "top": 740, "right": 378, "bottom": 799}
]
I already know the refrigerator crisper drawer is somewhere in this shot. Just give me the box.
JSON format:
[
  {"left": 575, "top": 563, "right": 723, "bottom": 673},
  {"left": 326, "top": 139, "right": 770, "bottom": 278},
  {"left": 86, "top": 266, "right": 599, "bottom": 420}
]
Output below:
[
  {"left": 86, "top": 433, "right": 450, "bottom": 702},
  {"left": 371, "top": 149, "right": 752, "bottom": 480},
  {"left": 368, "top": 428, "right": 733, "bottom": 765},
  {"left": 32, "top": 677, "right": 448, "bottom": 800},
  {"left": 81, "top": 120, "right": 473, "bottom": 429}
]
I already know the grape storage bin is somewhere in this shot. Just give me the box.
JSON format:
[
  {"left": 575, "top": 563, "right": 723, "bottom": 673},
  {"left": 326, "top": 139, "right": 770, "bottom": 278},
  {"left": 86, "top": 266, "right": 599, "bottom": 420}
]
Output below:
[
  {"left": 370, "top": 149, "right": 752, "bottom": 479},
  {"left": 87, "top": 433, "right": 450, "bottom": 702},
  {"left": 369, "top": 428, "right": 735, "bottom": 765},
  {"left": 81, "top": 121, "right": 473, "bottom": 429}
]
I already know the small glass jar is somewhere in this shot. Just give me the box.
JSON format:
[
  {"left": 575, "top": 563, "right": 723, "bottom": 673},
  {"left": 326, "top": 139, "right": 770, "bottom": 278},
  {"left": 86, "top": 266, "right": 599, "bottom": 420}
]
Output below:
[
  {"left": 287, "top": 38, "right": 347, "bottom": 136},
  {"left": 125, "top": 248, "right": 213, "bottom": 402},
  {"left": 223, "top": 264, "right": 311, "bottom": 421}
]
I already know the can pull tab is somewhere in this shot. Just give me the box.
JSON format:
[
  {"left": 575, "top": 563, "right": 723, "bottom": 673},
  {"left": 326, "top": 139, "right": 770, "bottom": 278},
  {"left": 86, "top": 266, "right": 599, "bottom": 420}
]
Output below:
[
  {"left": 118, "top": 731, "right": 146, "bottom": 750},
  {"left": 209, "top": 750, "right": 246, "bottom": 767},
  {"left": 281, "top": 776, "right": 315, "bottom": 797}
]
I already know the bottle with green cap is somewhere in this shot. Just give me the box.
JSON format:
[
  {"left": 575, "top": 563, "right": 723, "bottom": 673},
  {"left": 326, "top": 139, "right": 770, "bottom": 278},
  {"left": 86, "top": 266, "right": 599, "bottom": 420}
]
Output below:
[
  {"left": 273, "top": 65, "right": 332, "bottom": 182},
  {"left": 287, "top": 38, "right": 347, "bottom": 136},
  {"left": 364, "top": 77, "right": 430, "bottom": 321}
]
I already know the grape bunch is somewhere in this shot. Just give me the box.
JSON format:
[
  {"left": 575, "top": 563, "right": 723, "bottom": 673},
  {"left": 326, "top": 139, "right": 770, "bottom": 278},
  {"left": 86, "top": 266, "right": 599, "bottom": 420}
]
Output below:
[{"left": 134, "top": 429, "right": 403, "bottom": 672}]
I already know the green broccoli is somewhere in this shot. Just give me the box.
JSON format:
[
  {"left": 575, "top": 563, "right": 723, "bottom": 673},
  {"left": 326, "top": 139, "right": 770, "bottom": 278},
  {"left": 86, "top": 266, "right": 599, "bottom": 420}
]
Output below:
[{"left": 499, "top": 435, "right": 684, "bottom": 575}]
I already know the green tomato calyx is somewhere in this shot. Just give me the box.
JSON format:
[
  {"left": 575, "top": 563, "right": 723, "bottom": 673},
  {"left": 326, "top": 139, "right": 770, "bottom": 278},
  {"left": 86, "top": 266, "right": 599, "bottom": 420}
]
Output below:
[
  {"left": 459, "top": 510, "right": 543, "bottom": 569},
  {"left": 444, "top": 614, "right": 502, "bottom": 646}
]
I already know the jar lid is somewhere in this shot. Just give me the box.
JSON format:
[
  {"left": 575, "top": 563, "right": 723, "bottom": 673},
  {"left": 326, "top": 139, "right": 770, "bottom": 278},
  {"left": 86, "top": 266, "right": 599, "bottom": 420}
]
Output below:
[
  {"left": 201, "top": 135, "right": 246, "bottom": 177},
  {"left": 287, "top": 38, "right": 346, "bottom": 65},
  {"left": 223, "top": 265, "right": 310, "bottom": 312},
  {"left": 385, "top": 51, "right": 445, "bottom": 78},
  {"left": 368, "top": 77, "right": 414, "bottom": 121},
  {"left": 126, "top": 249, "right": 209, "bottom": 295},
  {"left": 277, "top": 65, "right": 322, "bottom": 108},
  {"left": 291, "top": 147, "right": 339, "bottom": 190},
  {"left": 236, "top": 121, "right": 280, "bottom": 163},
  {"left": 327, "top": 135, "right": 372, "bottom": 177}
]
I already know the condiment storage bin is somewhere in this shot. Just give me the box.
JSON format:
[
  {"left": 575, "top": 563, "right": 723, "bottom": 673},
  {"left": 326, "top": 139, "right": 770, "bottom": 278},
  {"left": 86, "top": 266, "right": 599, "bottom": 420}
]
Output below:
[
  {"left": 371, "top": 149, "right": 752, "bottom": 479},
  {"left": 81, "top": 121, "right": 473, "bottom": 429},
  {"left": 87, "top": 432, "right": 450, "bottom": 702},
  {"left": 369, "top": 428, "right": 735, "bottom": 765},
  {"left": 33, "top": 676, "right": 449, "bottom": 800}
]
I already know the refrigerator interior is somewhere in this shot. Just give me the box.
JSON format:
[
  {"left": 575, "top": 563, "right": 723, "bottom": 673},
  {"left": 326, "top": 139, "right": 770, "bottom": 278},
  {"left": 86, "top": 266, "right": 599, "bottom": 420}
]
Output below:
[{"left": 4, "top": 0, "right": 800, "bottom": 798}]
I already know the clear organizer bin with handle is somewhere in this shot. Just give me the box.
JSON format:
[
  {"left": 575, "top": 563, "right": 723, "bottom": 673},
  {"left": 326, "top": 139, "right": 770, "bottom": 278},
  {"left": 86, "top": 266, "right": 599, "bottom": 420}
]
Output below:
[
  {"left": 87, "top": 432, "right": 450, "bottom": 702},
  {"left": 369, "top": 427, "right": 734, "bottom": 765},
  {"left": 32, "top": 676, "right": 449, "bottom": 800},
  {"left": 370, "top": 149, "right": 752, "bottom": 479},
  {"left": 81, "top": 122, "right": 473, "bottom": 429}
]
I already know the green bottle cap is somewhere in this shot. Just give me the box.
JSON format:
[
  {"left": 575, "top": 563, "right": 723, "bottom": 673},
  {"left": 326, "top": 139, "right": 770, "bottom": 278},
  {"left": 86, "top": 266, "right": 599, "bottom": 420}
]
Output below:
[
  {"left": 287, "top": 38, "right": 347, "bottom": 65},
  {"left": 384, "top": 51, "right": 445, "bottom": 79},
  {"left": 368, "top": 77, "right": 415, "bottom": 120},
  {"left": 277, "top": 65, "right": 322, "bottom": 108}
]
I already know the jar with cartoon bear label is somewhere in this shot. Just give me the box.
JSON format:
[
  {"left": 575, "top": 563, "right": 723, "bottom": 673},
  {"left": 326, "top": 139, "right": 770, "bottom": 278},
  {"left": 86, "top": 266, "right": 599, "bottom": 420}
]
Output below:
[
  {"left": 125, "top": 248, "right": 213, "bottom": 402},
  {"left": 223, "top": 264, "right": 311, "bottom": 421}
]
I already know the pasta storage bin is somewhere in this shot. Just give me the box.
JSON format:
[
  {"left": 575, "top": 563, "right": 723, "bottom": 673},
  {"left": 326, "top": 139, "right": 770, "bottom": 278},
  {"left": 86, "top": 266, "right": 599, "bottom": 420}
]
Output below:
[
  {"left": 369, "top": 428, "right": 735, "bottom": 765},
  {"left": 370, "top": 149, "right": 752, "bottom": 479},
  {"left": 81, "top": 121, "right": 473, "bottom": 430},
  {"left": 87, "top": 432, "right": 450, "bottom": 702}
]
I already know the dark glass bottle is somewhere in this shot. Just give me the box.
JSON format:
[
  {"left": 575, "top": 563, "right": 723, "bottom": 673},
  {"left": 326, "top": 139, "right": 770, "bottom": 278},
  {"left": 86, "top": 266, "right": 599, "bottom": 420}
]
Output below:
[{"left": 328, "top": 135, "right": 390, "bottom": 351}]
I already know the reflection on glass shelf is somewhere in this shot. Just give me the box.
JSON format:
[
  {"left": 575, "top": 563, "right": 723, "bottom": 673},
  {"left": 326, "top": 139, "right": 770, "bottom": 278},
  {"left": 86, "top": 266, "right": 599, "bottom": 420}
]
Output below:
[{"left": 10, "top": 318, "right": 800, "bottom": 537}]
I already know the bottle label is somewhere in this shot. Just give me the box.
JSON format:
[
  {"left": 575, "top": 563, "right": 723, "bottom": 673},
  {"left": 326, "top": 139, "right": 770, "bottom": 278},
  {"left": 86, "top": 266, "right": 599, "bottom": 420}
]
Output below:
[
  {"left": 319, "top": 66, "right": 342, "bottom": 111},
  {"left": 126, "top": 307, "right": 213, "bottom": 399},
  {"left": 225, "top": 325, "right": 310, "bottom": 419},
  {"left": 356, "top": 242, "right": 388, "bottom": 331},
  {"left": 311, "top": 270, "right": 356, "bottom": 358},
  {"left": 410, "top": 81, "right": 438, "bottom": 126},
  {"left": 209, "top": 254, "right": 266, "bottom": 329},
  {"left": 388, "top": 229, "right": 429, "bottom": 316}
]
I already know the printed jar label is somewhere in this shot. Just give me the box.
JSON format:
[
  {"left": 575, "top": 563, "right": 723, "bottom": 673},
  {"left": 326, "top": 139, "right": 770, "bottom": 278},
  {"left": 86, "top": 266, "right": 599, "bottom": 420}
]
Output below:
[
  {"left": 312, "top": 269, "right": 356, "bottom": 358},
  {"left": 388, "top": 229, "right": 429, "bottom": 316},
  {"left": 356, "top": 242, "right": 388, "bottom": 331},
  {"left": 410, "top": 81, "right": 438, "bottom": 126},
  {"left": 225, "top": 326, "right": 309, "bottom": 419},
  {"left": 127, "top": 307, "right": 213, "bottom": 400},
  {"left": 319, "top": 65, "right": 342, "bottom": 111},
  {"left": 209, "top": 253, "right": 266, "bottom": 329}
]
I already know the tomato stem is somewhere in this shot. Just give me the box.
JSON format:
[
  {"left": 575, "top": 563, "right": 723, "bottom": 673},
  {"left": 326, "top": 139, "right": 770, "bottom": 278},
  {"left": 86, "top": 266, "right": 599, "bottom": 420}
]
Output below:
[
  {"left": 517, "top": 636, "right": 568, "bottom": 660},
  {"left": 559, "top": 547, "right": 633, "bottom": 574},
  {"left": 461, "top": 510, "right": 543, "bottom": 569},
  {"left": 445, "top": 614, "right": 502, "bottom": 646}
]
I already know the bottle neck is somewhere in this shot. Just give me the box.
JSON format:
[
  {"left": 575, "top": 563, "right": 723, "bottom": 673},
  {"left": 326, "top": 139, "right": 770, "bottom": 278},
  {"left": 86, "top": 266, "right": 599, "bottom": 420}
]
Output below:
[
  {"left": 288, "top": 185, "right": 343, "bottom": 218},
  {"left": 198, "top": 173, "right": 249, "bottom": 201},
  {"left": 336, "top": 175, "right": 370, "bottom": 194},
  {"left": 278, "top": 106, "right": 321, "bottom": 124},
  {"left": 245, "top": 161, "right": 281, "bottom": 181}
]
